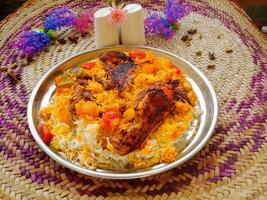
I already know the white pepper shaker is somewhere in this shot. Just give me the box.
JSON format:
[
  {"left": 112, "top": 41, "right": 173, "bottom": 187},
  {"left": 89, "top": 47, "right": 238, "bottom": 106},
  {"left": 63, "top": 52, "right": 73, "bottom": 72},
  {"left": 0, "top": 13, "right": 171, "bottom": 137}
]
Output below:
[
  {"left": 121, "top": 4, "right": 146, "bottom": 45},
  {"left": 94, "top": 7, "right": 120, "bottom": 48}
]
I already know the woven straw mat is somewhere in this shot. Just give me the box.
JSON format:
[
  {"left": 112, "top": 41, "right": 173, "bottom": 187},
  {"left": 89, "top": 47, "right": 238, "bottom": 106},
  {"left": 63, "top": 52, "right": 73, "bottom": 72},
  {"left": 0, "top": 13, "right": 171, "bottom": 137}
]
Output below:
[{"left": 0, "top": 0, "right": 267, "bottom": 199}]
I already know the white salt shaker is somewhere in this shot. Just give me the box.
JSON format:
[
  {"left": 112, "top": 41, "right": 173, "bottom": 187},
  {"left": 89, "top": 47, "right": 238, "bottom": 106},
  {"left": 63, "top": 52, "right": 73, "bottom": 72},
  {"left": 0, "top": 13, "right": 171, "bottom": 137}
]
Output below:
[
  {"left": 94, "top": 7, "right": 120, "bottom": 48},
  {"left": 121, "top": 4, "right": 146, "bottom": 45}
]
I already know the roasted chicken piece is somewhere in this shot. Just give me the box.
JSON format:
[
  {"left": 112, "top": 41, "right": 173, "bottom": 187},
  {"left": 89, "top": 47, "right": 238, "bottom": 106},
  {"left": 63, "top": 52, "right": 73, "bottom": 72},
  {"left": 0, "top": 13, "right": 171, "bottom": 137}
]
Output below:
[
  {"left": 100, "top": 51, "right": 137, "bottom": 92},
  {"left": 120, "top": 85, "right": 175, "bottom": 154},
  {"left": 100, "top": 51, "right": 131, "bottom": 65}
]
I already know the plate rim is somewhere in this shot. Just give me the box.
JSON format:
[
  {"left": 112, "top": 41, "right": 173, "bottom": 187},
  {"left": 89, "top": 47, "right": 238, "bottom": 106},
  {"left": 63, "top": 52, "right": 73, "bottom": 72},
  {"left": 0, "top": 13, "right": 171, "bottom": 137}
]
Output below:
[{"left": 27, "top": 45, "right": 218, "bottom": 179}]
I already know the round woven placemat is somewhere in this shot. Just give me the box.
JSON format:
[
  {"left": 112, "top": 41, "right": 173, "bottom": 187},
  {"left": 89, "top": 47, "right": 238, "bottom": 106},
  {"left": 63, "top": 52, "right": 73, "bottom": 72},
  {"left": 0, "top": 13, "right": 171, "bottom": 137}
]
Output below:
[{"left": 0, "top": 0, "right": 267, "bottom": 199}]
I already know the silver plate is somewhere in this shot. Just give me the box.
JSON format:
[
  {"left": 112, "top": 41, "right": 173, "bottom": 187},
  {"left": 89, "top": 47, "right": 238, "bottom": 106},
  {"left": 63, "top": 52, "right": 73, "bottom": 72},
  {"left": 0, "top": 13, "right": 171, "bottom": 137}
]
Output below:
[{"left": 27, "top": 45, "right": 218, "bottom": 179}]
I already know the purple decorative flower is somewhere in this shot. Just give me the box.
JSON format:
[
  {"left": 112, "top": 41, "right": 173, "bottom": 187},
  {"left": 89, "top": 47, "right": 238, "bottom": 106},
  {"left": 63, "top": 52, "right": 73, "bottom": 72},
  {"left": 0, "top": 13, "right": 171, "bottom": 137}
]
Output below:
[
  {"left": 161, "top": 26, "right": 176, "bottom": 39},
  {"left": 164, "top": 0, "right": 187, "bottom": 23},
  {"left": 145, "top": 0, "right": 187, "bottom": 39},
  {"left": 44, "top": 7, "right": 77, "bottom": 30},
  {"left": 145, "top": 13, "right": 163, "bottom": 35},
  {"left": 13, "top": 30, "right": 51, "bottom": 57}
]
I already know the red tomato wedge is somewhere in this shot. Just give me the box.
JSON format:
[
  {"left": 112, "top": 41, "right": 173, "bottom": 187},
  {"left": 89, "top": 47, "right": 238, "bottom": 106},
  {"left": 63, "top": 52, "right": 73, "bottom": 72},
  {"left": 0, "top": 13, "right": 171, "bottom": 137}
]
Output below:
[
  {"left": 100, "top": 108, "right": 121, "bottom": 130},
  {"left": 163, "top": 85, "right": 173, "bottom": 99},
  {"left": 129, "top": 50, "right": 146, "bottom": 60},
  {"left": 40, "top": 124, "right": 53, "bottom": 144},
  {"left": 176, "top": 68, "right": 182, "bottom": 76},
  {"left": 81, "top": 62, "right": 95, "bottom": 70}
]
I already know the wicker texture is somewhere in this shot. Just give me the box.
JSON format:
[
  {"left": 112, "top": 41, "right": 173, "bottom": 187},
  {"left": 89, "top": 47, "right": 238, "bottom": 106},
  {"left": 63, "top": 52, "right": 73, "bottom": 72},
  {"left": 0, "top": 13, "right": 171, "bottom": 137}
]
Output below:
[{"left": 0, "top": 0, "right": 267, "bottom": 199}]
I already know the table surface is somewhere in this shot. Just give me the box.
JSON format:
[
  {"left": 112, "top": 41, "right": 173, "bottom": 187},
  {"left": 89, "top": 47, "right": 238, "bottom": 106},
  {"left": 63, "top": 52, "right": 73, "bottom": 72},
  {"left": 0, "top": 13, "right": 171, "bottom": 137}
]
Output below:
[{"left": 0, "top": 0, "right": 266, "bottom": 199}]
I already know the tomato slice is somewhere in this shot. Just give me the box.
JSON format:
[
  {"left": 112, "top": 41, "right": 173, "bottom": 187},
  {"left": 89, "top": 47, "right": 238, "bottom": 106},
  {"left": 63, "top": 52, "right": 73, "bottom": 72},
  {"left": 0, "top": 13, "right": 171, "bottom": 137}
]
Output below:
[
  {"left": 163, "top": 85, "right": 173, "bottom": 99},
  {"left": 40, "top": 124, "right": 53, "bottom": 144},
  {"left": 102, "top": 108, "right": 121, "bottom": 119},
  {"left": 81, "top": 62, "right": 95, "bottom": 70},
  {"left": 100, "top": 108, "right": 121, "bottom": 130},
  {"left": 129, "top": 50, "right": 146, "bottom": 60},
  {"left": 176, "top": 68, "right": 182, "bottom": 76}
]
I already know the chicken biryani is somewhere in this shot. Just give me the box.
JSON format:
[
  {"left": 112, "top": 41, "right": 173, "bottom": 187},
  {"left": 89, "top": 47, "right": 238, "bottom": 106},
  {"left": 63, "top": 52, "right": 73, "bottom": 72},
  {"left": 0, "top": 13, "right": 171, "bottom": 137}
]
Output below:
[{"left": 39, "top": 50, "right": 200, "bottom": 170}]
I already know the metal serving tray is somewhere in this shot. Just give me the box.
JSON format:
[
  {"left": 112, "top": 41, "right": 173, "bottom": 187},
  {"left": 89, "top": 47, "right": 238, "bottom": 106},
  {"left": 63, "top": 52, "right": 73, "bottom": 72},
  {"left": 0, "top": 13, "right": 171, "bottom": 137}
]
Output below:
[{"left": 27, "top": 46, "right": 218, "bottom": 179}]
